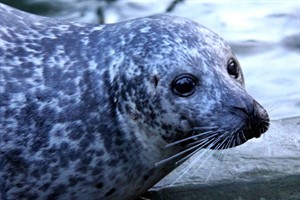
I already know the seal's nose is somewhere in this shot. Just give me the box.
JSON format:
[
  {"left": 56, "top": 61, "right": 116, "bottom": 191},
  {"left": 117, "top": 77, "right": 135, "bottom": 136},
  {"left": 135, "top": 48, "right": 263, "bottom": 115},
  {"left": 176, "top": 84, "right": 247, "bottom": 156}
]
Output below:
[{"left": 249, "top": 100, "right": 270, "bottom": 138}]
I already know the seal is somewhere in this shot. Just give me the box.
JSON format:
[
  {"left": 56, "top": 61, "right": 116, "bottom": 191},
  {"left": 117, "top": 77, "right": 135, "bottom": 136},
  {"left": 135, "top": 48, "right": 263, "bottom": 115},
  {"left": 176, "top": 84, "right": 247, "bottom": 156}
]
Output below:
[{"left": 0, "top": 3, "right": 270, "bottom": 200}]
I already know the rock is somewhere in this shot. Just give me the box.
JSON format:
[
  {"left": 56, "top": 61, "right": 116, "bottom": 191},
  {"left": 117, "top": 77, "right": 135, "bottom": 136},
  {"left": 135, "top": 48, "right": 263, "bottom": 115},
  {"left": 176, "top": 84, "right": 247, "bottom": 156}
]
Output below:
[{"left": 144, "top": 117, "right": 300, "bottom": 200}]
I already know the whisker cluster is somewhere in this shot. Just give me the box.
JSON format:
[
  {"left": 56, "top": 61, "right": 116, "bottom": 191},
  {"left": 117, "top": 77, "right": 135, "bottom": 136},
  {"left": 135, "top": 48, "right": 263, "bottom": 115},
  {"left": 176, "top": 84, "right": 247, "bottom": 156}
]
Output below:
[
  {"left": 164, "top": 130, "right": 213, "bottom": 148},
  {"left": 264, "top": 100, "right": 280, "bottom": 120},
  {"left": 153, "top": 124, "right": 246, "bottom": 186},
  {"left": 155, "top": 126, "right": 245, "bottom": 186}
]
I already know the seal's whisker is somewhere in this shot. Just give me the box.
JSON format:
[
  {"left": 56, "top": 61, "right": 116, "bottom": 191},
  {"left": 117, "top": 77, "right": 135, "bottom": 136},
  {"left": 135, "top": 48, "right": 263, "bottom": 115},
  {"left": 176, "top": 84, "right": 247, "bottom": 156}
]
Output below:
[
  {"left": 268, "top": 121, "right": 281, "bottom": 130},
  {"left": 227, "top": 134, "right": 233, "bottom": 149},
  {"left": 170, "top": 133, "right": 227, "bottom": 185},
  {"left": 264, "top": 100, "right": 278, "bottom": 110},
  {"left": 261, "top": 122, "right": 276, "bottom": 156},
  {"left": 171, "top": 139, "right": 219, "bottom": 185},
  {"left": 228, "top": 130, "right": 237, "bottom": 148},
  {"left": 191, "top": 142, "right": 223, "bottom": 176},
  {"left": 191, "top": 148, "right": 217, "bottom": 177},
  {"left": 205, "top": 132, "right": 236, "bottom": 183},
  {"left": 266, "top": 106, "right": 280, "bottom": 116},
  {"left": 264, "top": 100, "right": 280, "bottom": 120},
  {"left": 170, "top": 150, "right": 206, "bottom": 186},
  {"left": 240, "top": 130, "right": 247, "bottom": 142},
  {"left": 176, "top": 133, "right": 221, "bottom": 165},
  {"left": 192, "top": 126, "right": 218, "bottom": 131},
  {"left": 165, "top": 130, "right": 214, "bottom": 148},
  {"left": 192, "top": 133, "right": 231, "bottom": 177},
  {"left": 261, "top": 120, "right": 278, "bottom": 157},
  {"left": 184, "top": 132, "right": 220, "bottom": 148},
  {"left": 233, "top": 137, "right": 238, "bottom": 147},
  {"left": 228, "top": 131, "right": 235, "bottom": 145},
  {"left": 265, "top": 121, "right": 281, "bottom": 139},
  {"left": 174, "top": 136, "right": 219, "bottom": 166},
  {"left": 216, "top": 132, "right": 231, "bottom": 150},
  {"left": 219, "top": 133, "right": 230, "bottom": 150},
  {"left": 218, "top": 133, "right": 230, "bottom": 150},
  {"left": 264, "top": 100, "right": 278, "bottom": 111},
  {"left": 227, "top": 134, "right": 234, "bottom": 148},
  {"left": 222, "top": 134, "right": 233, "bottom": 150},
  {"left": 205, "top": 133, "right": 233, "bottom": 183},
  {"left": 204, "top": 148, "right": 223, "bottom": 183},
  {"left": 155, "top": 138, "right": 213, "bottom": 167}
]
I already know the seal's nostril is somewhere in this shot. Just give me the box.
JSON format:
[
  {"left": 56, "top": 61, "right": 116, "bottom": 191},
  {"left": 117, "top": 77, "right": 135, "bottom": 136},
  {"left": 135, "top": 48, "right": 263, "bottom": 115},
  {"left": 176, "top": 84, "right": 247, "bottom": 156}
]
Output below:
[
  {"left": 230, "top": 106, "right": 249, "bottom": 117},
  {"left": 253, "top": 100, "right": 261, "bottom": 117}
]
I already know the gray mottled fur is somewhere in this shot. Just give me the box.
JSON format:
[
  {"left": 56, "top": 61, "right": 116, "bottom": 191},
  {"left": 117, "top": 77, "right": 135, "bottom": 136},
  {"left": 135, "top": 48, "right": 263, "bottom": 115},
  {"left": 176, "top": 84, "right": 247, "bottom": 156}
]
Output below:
[{"left": 0, "top": 3, "right": 269, "bottom": 200}]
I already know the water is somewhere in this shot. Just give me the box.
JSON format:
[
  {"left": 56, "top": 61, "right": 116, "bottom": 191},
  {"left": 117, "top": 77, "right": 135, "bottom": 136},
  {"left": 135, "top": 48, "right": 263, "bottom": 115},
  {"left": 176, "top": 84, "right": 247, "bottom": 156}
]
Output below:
[{"left": 1, "top": 0, "right": 299, "bottom": 118}]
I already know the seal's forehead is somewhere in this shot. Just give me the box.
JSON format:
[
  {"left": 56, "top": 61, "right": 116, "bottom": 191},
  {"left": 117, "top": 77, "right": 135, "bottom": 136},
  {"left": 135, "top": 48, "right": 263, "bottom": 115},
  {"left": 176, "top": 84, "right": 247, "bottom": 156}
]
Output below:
[
  {"left": 108, "top": 14, "right": 233, "bottom": 72},
  {"left": 114, "top": 14, "right": 232, "bottom": 58}
]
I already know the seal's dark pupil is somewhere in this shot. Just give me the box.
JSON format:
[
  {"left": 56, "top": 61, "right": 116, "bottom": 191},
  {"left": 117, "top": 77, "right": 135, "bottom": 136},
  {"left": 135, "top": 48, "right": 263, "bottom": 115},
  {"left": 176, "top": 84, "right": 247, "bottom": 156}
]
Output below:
[
  {"left": 173, "top": 75, "right": 196, "bottom": 97},
  {"left": 176, "top": 78, "right": 193, "bottom": 94},
  {"left": 227, "top": 59, "right": 239, "bottom": 78}
]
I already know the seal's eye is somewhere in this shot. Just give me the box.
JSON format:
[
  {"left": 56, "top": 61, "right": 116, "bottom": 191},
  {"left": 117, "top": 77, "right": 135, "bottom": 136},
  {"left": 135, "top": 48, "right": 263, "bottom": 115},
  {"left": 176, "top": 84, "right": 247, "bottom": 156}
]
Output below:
[
  {"left": 227, "top": 58, "right": 239, "bottom": 79},
  {"left": 172, "top": 74, "right": 197, "bottom": 97}
]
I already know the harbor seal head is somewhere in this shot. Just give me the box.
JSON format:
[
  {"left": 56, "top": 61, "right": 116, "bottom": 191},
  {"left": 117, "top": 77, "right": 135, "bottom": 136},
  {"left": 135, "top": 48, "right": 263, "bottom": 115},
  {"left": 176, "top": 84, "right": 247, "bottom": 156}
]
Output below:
[{"left": 0, "top": 3, "right": 269, "bottom": 200}]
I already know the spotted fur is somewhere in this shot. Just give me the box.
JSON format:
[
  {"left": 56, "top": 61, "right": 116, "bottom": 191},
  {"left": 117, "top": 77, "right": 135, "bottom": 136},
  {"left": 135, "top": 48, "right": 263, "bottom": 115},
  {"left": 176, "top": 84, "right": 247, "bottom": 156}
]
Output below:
[{"left": 0, "top": 3, "right": 269, "bottom": 200}]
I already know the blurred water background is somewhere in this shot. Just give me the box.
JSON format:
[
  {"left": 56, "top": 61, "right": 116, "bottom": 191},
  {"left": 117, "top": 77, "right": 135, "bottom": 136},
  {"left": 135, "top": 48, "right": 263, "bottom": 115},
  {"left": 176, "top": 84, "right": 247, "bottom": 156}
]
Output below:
[{"left": 1, "top": 0, "right": 299, "bottom": 119}]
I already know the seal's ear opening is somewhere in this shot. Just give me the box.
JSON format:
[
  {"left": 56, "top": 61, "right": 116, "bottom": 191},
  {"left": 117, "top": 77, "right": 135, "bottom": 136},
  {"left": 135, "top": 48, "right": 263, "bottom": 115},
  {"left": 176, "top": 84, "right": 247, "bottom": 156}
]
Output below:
[
  {"left": 152, "top": 75, "right": 159, "bottom": 88},
  {"left": 149, "top": 75, "right": 160, "bottom": 96}
]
